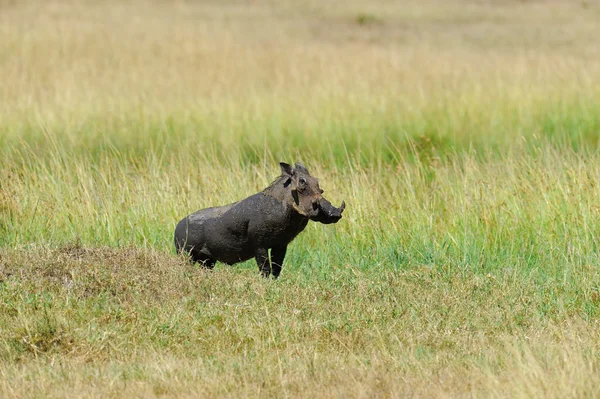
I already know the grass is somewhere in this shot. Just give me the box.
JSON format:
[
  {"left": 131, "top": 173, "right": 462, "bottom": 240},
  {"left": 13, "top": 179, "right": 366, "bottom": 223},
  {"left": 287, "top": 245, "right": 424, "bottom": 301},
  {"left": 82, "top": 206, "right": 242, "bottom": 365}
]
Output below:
[
  {"left": 2, "top": 247, "right": 600, "bottom": 397},
  {"left": 2, "top": 0, "right": 600, "bottom": 397}
]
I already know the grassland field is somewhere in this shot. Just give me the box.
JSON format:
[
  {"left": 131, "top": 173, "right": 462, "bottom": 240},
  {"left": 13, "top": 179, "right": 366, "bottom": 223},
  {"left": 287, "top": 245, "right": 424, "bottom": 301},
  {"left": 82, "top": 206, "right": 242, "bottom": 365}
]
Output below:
[{"left": 2, "top": 0, "right": 600, "bottom": 397}]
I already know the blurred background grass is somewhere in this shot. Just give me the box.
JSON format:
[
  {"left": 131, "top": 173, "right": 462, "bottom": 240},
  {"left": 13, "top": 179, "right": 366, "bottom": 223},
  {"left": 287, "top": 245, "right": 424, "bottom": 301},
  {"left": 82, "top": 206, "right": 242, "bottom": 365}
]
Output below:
[{"left": 2, "top": 0, "right": 599, "bottom": 158}]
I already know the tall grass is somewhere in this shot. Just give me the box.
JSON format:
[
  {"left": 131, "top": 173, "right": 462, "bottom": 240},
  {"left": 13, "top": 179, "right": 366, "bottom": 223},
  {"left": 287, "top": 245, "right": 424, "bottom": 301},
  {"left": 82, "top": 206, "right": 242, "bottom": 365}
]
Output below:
[{"left": 2, "top": 0, "right": 600, "bottom": 397}]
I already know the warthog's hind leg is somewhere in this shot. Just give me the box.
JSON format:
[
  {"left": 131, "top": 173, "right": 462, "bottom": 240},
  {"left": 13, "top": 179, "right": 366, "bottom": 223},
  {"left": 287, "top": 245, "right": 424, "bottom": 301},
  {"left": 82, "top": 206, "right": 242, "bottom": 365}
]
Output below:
[
  {"left": 189, "top": 249, "right": 216, "bottom": 270},
  {"left": 255, "top": 248, "right": 271, "bottom": 278},
  {"left": 270, "top": 246, "right": 287, "bottom": 279}
]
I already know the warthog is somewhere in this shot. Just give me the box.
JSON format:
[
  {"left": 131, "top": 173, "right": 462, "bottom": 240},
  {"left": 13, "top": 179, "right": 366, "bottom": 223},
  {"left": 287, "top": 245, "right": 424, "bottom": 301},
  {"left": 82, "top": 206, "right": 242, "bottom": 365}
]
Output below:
[{"left": 174, "top": 162, "right": 345, "bottom": 278}]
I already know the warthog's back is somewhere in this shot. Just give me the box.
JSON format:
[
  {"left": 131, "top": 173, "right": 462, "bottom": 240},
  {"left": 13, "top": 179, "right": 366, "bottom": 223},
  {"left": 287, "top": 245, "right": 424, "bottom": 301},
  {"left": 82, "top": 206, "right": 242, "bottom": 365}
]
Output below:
[{"left": 188, "top": 203, "right": 235, "bottom": 223}]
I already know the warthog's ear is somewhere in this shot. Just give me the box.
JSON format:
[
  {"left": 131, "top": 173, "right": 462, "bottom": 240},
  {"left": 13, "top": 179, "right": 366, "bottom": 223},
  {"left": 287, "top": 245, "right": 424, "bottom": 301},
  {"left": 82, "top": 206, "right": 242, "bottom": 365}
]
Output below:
[
  {"left": 280, "top": 162, "right": 294, "bottom": 177},
  {"left": 294, "top": 162, "right": 309, "bottom": 175}
]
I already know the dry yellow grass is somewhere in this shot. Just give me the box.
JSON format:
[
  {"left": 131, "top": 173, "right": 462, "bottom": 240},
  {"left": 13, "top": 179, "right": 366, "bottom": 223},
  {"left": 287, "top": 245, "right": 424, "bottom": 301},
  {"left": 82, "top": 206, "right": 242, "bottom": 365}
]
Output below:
[{"left": 2, "top": 0, "right": 599, "bottom": 149}]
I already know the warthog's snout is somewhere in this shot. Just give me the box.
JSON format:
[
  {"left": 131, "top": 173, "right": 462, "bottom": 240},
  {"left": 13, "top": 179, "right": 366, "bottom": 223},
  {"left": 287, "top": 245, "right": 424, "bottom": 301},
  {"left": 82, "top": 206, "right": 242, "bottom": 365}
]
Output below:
[
  {"left": 311, "top": 198, "right": 345, "bottom": 224},
  {"left": 312, "top": 199, "right": 319, "bottom": 211}
]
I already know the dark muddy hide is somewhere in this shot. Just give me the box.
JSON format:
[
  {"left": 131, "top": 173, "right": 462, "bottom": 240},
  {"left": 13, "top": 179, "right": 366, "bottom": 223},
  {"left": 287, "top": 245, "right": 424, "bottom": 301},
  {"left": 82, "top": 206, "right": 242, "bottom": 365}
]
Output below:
[{"left": 174, "top": 162, "right": 345, "bottom": 278}]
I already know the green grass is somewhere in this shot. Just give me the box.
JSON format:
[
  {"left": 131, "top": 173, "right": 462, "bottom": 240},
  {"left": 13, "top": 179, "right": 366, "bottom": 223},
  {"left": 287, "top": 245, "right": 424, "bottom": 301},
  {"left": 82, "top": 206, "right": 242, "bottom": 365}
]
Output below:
[
  {"left": 2, "top": 0, "right": 600, "bottom": 397},
  {"left": 2, "top": 247, "right": 600, "bottom": 397}
]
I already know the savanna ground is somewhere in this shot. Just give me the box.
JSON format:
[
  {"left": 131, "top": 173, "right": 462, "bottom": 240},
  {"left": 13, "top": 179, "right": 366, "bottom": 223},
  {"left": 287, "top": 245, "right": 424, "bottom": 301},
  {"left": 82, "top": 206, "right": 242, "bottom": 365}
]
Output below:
[{"left": 2, "top": 0, "right": 600, "bottom": 397}]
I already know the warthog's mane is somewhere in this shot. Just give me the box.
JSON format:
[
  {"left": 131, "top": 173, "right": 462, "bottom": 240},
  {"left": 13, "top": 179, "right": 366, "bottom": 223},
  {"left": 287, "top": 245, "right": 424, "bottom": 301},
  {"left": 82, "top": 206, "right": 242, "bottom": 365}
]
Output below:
[{"left": 262, "top": 175, "right": 289, "bottom": 198}]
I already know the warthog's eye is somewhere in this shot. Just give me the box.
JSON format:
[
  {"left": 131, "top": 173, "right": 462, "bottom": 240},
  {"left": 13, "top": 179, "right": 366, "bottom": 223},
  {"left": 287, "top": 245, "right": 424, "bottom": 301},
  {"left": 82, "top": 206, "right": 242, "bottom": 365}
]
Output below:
[
  {"left": 297, "top": 177, "right": 308, "bottom": 193},
  {"left": 320, "top": 189, "right": 324, "bottom": 194}
]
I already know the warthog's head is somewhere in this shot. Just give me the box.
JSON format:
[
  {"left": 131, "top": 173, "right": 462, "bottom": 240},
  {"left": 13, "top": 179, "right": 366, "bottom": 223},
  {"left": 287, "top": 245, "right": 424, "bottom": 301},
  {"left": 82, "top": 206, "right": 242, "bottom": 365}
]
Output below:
[{"left": 279, "top": 162, "right": 345, "bottom": 224}]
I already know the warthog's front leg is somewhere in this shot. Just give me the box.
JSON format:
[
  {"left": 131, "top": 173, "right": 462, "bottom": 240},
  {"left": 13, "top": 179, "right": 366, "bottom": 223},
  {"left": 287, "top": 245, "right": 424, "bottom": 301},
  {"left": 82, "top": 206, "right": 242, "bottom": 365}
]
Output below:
[
  {"left": 255, "top": 248, "right": 271, "bottom": 278},
  {"left": 270, "top": 246, "right": 287, "bottom": 279}
]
